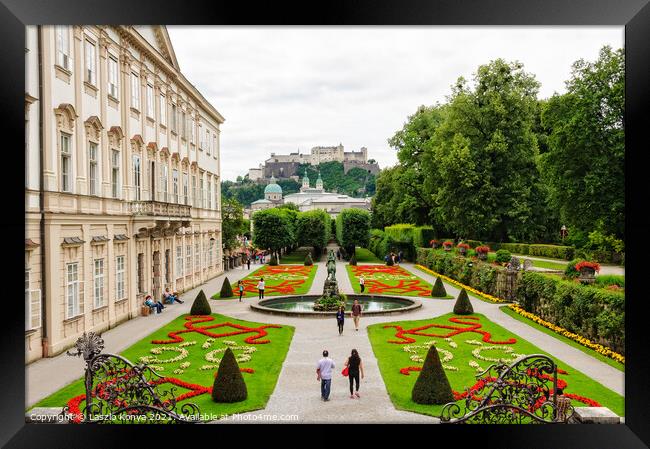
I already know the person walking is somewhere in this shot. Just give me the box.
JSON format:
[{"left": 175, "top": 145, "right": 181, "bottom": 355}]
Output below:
[
  {"left": 336, "top": 249, "right": 341, "bottom": 261},
  {"left": 351, "top": 299, "right": 362, "bottom": 331},
  {"left": 247, "top": 257, "right": 251, "bottom": 270},
  {"left": 359, "top": 275, "right": 365, "bottom": 293},
  {"left": 316, "top": 350, "right": 335, "bottom": 401},
  {"left": 398, "top": 250, "right": 404, "bottom": 264},
  {"left": 336, "top": 306, "right": 345, "bottom": 336},
  {"left": 257, "top": 277, "right": 265, "bottom": 299},
  {"left": 344, "top": 349, "right": 365, "bottom": 399},
  {"left": 238, "top": 280, "right": 245, "bottom": 302}
]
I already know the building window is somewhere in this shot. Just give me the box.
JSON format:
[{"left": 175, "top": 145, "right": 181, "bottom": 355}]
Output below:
[
  {"left": 146, "top": 84, "right": 154, "bottom": 118},
  {"left": 207, "top": 178, "right": 212, "bottom": 209},
  {"left": 165, "top": 249, "right": 171, "bottom": 284},
  {"left": 161, "top": 164, "right": 168, "bottom": 202},
  {"left": 171, "top": 104, "right": 177, "bottom": 132},
  {"left": 93, "top": 259, "right": 104, "bottom": 309},
  {"left": 205, "top": 129, "right": 210, "bottom": 155},
  {"left": 115, "top": 255, "right": 125, "bottom": 300},
  {"left": 84, "top": 39, "right": 96, "bottom": 85},
  {"left": 111, "top": 149, "right": 120, "bottom": 198},
  {"left": 186, "top": 244, "right": 192, "bottom": 276},
  {"left": 108, "top": 56, "right": 119, "bottom": 98},
  {"left": 55, "top": 26, "right": 70, "bottom": 70},
  {"left": 213, "top": 135, "right": 217, "bottom": 157},
  {"left": 208, "top": 240, "right": 213, "bottom": 267},
  {"left": 60, "top": 133, "right": 72, "bottom": 192},
  {"left": 137, "top": 253, "right": 145, "bottom": 293},
  {"left": 192, "top": 175, "right": 197, "bottom": 207},
  {"left": 159, "top": 94, "right": 166, "bottom": 126},
  {"left": 132, "top": 155, "right": 141, "bottom": 201},
  {"left": 131, "top": 72, "right": 140, "bottom": 110},
  {"left": 181, "top": 110, "right": 186, "bottom": 139},
  {"left": 195, "top": 242, "right": 200, "bottom": 271},
  {"left": 199, "top": 178, "right": 204, "bottom": 209},
  {"left": 88, "top": 142, "right": 98, "bottom": 195},
  {"left": 190, "top": 118, "right": 195, "bottom": 143},
  {"left": 198, "top": 125, "right": 203, "bottom": 150},
  {"left": 176, "top": 246, "right": 183, "bottom": 278},
  {"left": 66, "top": 262, "right": 80, "bottom": 319},
  {"left": 172, "top": 169, "right": 179, "bottom": 203},
  {"left": 183, "top": 173, "right": 189, "bottom": 205}
]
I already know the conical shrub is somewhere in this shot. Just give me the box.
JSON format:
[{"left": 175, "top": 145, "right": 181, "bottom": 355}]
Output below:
[
  {"left": 412, "top": 344, "right": 454, "bottom": 405},
  {"left": 453, "top": 288, "right": 474, "bottom": 315},
  {"left": 431, "top": 277, "right": 447, "bottom": 297},
  {"left": 220, "top": 277, "right": 234, "bottom": 298},
  {"left": 212, "top": 347, "right": 248, "bottom": 403},
  {"left": 304, "top": 253, "right": 313, "bottom": 266},
  {"left": 190, "top": 289, "right": 212, "bottom": 315},
  {"left": 349, "top": 254, "right": 357, "bottom": 266}
]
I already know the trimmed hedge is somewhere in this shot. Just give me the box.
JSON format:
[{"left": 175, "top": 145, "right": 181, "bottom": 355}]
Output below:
[
  {"left": 413, "top": 226, "right": 436, "bottom": 249},
  {"left": 412, "top": 345, "right": 454, "bottom": 405},
  {"left": 529, "top": 244, "right": 575, "bottom": 260},
  {"left": 431, "top": 277, "right": 448, "bottom": 297},
  {"left": 416, "top": 248, "right": 502, "bottom": 297},
  {"left": 212, "top": 347, "right": 248, "bottom": 403},
  {"left": 190, "top": 290, "right": 212, "bottom": 315},
  {"left": 517, "top": 271, "right": 625, "bottom": 353},
  {"left": 453, "top": 289, "right": 474, "bottom": 315},
  {"left": 220, "top": 277, "right": 234, "bottom": 298}
]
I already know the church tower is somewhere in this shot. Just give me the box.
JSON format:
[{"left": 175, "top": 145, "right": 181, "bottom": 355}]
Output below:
[
  {"left": 316, "top": 171, "right": 323, "bottom": 191},
  {"left": 301, "top": 170, "right": 310, "bottom": 192}
]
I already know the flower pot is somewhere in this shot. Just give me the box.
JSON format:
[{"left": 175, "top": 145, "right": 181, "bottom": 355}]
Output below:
[
  {"left": 477, "top": 252, "right": 487, "bottom": 261},
  {"left": 578, "top": 267, "right": 596, "bottom": 284},
  {"left": 458, "top": 248, "right": 467, "bottom": 256},
  {"left": 443, "top": 246, "right": 452, "bottom": 252}
]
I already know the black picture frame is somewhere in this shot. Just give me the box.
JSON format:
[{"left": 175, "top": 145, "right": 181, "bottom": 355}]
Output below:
[{"left": 2, "top": 0, "right": 648, "bottom": 447}]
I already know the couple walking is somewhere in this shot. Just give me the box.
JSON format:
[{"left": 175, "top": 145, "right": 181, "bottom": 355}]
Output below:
[
  {"left": 335, "top": 299, "right": 363, "bottom": 335},
  {"left": 316, "top": 349, "right": 365, "bottom": 401}
]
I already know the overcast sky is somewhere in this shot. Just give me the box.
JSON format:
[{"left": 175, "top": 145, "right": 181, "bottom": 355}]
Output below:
[{"left": 167, "top": 26, "right": 623, "bottom": 181}]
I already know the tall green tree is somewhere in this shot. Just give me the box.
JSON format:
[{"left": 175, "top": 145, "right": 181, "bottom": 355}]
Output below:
[
  {"left": 296, "top": 210, "right": 330, "bottom": 256},
  {"left": 541, "top": 46, "right": 624, "bottom": 239},
  {"left": 336, "top": 209, "right": 371, "bottom": 257},
  {"left": 252, "top": 208, "right": 296, "bottom": 260},
  {"left": 221, "top": 197, "right": 245, "bottom": 250}
]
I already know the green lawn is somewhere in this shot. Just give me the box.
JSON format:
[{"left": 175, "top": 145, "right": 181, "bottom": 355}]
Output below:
[
  {"left": 346, "top": 264, "right": 450, "bottom": 298},
  {"left": 212, "top": 264, "right": 318, "bottom": 299},
  {"left": 368, "top": 312, "right": 623, "bottom": 418},
  {"left": 529, "top": 259, "right": 567, "bottom": 271},
  {"left": 280, "top": 247, "right": 315, "bottom": 264},
  {"left": 499, "top": 306, "right": 624, "bottom": 372},
  {"left": 31, "top": 313, "right": 294, "bottom": 420},
  {"left": 354, "top": 247, "right": 383, "bottom": 263}
]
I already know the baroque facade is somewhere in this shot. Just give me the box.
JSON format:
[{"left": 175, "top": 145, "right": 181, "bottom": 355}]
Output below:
[{"left": 25, "top": 25, "right": 224, "bottom": 363}]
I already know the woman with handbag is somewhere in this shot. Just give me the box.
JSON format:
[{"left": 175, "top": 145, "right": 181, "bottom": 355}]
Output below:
[{"left": 343, "top": 349, "right": 364, "bottom": 399}]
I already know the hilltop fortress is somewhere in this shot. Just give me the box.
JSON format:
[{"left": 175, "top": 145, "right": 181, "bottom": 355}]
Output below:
[{"left": 248, "top": 144, "right": 380, "bottom": 180}]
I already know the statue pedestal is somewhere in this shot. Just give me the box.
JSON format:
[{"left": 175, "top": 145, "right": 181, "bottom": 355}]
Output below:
[{"left": 323, "top": 279, "right": 339, "bottom": 297}]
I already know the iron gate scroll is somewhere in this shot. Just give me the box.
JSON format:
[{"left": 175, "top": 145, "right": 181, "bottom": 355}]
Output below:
[
  {"left": 439, "top": 354, "right": 575, "bottom": 424},
  {"left": 63, "top": 332, "right": 202, "bottom": 424}
]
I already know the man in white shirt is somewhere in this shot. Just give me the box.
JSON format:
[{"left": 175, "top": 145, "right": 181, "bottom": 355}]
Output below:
[
  {"left": 316, "top": 350, "right": 335, "bottom": 401},
  {"left": 257, "top": 277, "right": 265, "bottom": 299}
]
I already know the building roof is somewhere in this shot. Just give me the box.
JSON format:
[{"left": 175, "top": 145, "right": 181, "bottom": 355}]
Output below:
[
  {"left": 264, "top": 183, "right": 283, "bottom": 194},
  {"left": 251, "top": 199, "right": 272, "bottom": 204}
]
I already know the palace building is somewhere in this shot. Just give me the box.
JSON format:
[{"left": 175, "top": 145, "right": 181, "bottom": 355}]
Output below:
[{"left": 25, "top": 25, "right": 224, "bottom": 362}]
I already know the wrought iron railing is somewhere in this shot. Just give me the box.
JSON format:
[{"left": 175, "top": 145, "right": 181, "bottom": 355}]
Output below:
[
  {"left": 129, "top": 200, "right": 191, "bottom": 218},
  {"left": 439, "top": 354, "right": 574, "bottom": 424},
  {"left": 63, "top": 332, "right": 202, "bottom": 424}
]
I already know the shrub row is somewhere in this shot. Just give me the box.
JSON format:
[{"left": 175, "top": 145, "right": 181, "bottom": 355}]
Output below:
[
  {"left": 517, "top": 272, "right": 625, "bottom": 354},
  {"left": 416, "top": 248, "right": 503, "bottom": 297},
  {"left": 467, "top": 241, "right": 576, "bottom": 260},
  {"left": 371, "top": 225, "right": 434, "bottom": 261}
]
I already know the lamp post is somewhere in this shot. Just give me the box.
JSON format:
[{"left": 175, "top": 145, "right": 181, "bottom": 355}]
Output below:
[{"left": 560, "top": 225, "right": 568, "bottom": 242}]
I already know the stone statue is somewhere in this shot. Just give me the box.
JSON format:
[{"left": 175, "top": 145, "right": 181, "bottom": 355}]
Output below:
[
  {"left": 326, "top": 249, "right": 337, "bottom": 281},
  {"left": 313, "top": 249, "right": 343, "bottom": 311}
]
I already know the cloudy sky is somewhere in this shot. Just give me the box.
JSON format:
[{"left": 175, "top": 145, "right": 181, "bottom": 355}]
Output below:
[{"left": 167, "top": 27, "right": 623, "bottom": 181}]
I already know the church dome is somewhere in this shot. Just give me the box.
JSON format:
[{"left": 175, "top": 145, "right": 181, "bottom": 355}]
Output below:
[{"left": 264, "top": 176, "right": 283, "bottom": 194}]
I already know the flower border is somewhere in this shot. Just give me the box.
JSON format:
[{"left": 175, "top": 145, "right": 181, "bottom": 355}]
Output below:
[{"left": 414, "top": 265, "right": 507, "bottom": 303}]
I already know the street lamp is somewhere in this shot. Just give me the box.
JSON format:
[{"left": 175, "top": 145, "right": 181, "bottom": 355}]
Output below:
[{"left": 560, "top": 225, "right": 568, "bottom": 241}]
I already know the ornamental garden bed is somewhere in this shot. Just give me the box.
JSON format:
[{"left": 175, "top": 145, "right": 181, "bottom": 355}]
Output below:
[
  {"left": 212, "top": 264, "right": 318, "bottom": 299},
  {"left": 30, "top": 313, "right": 294, "bottom": 420},
  {"left": 346, "top": 265, "right": 449, "bottom": 298},
  {"left": 367, "top": 313, "right": 623, "bottom": 418}
]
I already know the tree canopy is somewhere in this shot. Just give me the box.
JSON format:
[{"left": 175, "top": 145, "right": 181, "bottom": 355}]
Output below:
[{"left": 336, "top": 208, "right": 371, "bottom": 256}]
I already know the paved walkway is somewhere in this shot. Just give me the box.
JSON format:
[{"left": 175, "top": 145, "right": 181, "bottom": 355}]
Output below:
[
  {"left": 514, "top": 255, "right": 624, "bottom": 276},
  {"left": 27, "top": 249, "right": 623, "bottom": 421}
]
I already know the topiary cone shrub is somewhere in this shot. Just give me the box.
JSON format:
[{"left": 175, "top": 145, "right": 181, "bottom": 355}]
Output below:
[
  {"left": 220, "top": 277, "right": 234, "bottom": 298},
  {"left": 453, "top": 288, "right": 474, "bottom": 315},
  {"left": 212, "top": 347, "right": 248, "bottom": 403},
  {"left": 411, "top": 344, "right": 454, "bottom": 405},
  {"left": 349, "top": 254, "right": 357, "bottom": 266},
  {"left": 304, "top": 253, "right": 313, "bottom": 266},
  {"left": 190, "top": 289, "right": 212, "bottom": 315},
  {"left": 431, "top": 277, "right": 447, "bottom": 297}
]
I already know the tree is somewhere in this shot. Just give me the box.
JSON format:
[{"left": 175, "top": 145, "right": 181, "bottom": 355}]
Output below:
[
  {"left": 411, "top": 344, "right": 454, "bottom": 405},
  {"left": 190, "top": 290, "right": 212, "bottom": 315},
  {"left": 221, "top": 197, "right": 245, "bottom": 250},
  {"left": 336, "top": 209, "right": 371, "bottom": 257},
  {"left": 220, "top": 277, "right": 233, "bottom": 298},
  {"left": 252, "top": 208, "right": 295, "bottom": 261},
  {"left": 453, "top": 288, "right": 474, "bottom": 315},
  {"left": 212, "top": 347, "right": 248, "bottom": 403},
  {"left": 541, "top": 46, "right": 624, "bottom": 240},
  {"left": 296, "top": 210, "right": 330, "bottom": 256},
  {"left": 431, "top": 277, "right": 447, "bottom": 297}
]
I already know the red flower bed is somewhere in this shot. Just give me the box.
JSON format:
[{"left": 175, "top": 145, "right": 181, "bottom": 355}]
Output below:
[
  {"left": 350, "top": 265, "right": 432, "bottom": 297},
  {"left": 575, "top": 261, "right": 601, "bottom": 272},
  {"left": 384, "top": 316, "right": 517, "bottom": 345},
  {"left": 457, "top": 243, "right": 470, "bottom": 250},
  {"left": 443, "top": 241, "right": 453, "bottom": 247},
  {"left": 151, "top": 315, "right": 282, "bottom": 345},
  {"left": 475, "top": 246, "right": 490, "bottom": 254}
]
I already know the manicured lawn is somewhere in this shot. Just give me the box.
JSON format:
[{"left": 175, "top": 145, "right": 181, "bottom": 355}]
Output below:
[
  {"left": 529, "top": 259, "right": 567, "bottom": 271},
  {"left": 354, "top": 247, "right": 383, "bottom": 263},
  {"left": 499, "top": 306, "right": 624, "bottom": 372},
  {"left": 280, "top": 247, "right": 315, "bottom": 264},
  {"left": 346, "top": 264, "right": 440, "bottom": 298},
  {"left": 31, "top": 313, "right": 294, "bottom": 420},
  {"left": 212, "top": 264, "right": 318, "bottom": 299},
  {"left": 368, "top": 312, "right": 624, "bottom": 418}
]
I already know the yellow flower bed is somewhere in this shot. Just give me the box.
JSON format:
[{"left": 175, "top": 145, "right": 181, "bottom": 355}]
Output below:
[
  {"left": 414, "top": 264, "right": 625, "bottom": 365},
  {"left": 507, "top": 304, "right": 625, "bottom": 365},
  {"left": 414, "top": 264, "right": 506, "bottom": 303}
]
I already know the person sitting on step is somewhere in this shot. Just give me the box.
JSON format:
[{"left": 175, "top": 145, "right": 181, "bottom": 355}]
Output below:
[
  {"left": 163, "top": 287, "right": 184, "bottom": 304},
  {"left": 144, "top": 294, "right": 164, "bottom": 314}
]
